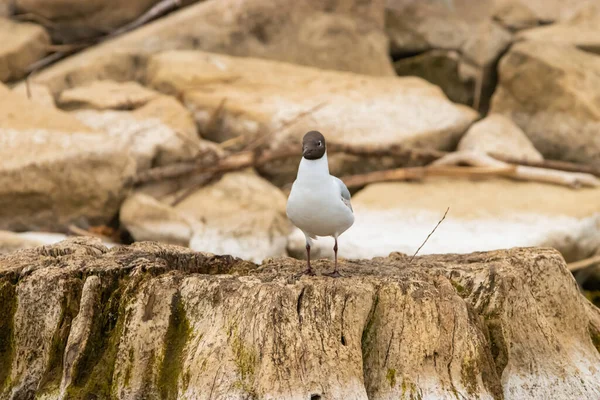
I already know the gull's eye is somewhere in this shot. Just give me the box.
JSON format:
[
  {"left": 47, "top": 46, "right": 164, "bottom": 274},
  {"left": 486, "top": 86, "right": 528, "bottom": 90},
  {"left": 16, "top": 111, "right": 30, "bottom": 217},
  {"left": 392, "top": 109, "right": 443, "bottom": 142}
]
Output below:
[{"left": 317, "top": 141, "right": 322, "bottom": 147}]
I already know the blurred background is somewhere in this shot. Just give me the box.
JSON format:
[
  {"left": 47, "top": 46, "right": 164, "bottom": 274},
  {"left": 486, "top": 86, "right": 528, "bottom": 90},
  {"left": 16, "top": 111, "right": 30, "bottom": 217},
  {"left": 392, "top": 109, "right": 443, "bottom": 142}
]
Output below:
[{"left": 1, "top": 0, "right": 599, "bottom": 305}]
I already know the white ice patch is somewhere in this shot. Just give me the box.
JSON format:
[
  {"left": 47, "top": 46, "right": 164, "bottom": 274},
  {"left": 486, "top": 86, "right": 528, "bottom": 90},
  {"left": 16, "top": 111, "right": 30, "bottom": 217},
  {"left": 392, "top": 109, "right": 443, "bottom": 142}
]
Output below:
[{"left": 288, "top": 207, "right": 600, "bottom": 260}]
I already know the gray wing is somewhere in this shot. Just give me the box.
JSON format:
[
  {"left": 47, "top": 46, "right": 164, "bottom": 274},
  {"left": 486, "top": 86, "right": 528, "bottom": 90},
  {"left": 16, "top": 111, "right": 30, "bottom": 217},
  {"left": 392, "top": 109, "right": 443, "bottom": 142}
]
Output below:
[{"left": 333, "top": 176, "right": 353, "bottom": 212}]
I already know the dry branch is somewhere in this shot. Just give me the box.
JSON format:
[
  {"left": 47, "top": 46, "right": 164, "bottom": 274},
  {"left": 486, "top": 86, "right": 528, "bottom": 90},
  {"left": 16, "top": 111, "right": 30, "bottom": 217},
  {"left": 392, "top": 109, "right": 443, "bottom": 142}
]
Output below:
[
  {"left": 135, "top": 143, "right": 600, "bottom": 191},
  {"left": 341, "top": 165, "right": 530, "bottom": 189},
  {"left": 432, "top": 151, "right": 600, "bottom": 188},
  {"left": 24, "top": 0, "right": 181, "bottom": 74},
  {"left": 133, "top": 147, "right": 298, "bottom": 185},
  {"left": 568, "top": 255, "right": 600, "bottom": 272},
  {"left": 104, "top": 0, "right": 182, "bottom": 40}
]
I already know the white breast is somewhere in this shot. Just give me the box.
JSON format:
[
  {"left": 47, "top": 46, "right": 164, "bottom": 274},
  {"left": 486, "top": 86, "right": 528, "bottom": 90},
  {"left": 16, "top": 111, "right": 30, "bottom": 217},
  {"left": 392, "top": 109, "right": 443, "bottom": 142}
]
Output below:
[{"left": 286, "top": 153, "right": 354, "bottom": 238}]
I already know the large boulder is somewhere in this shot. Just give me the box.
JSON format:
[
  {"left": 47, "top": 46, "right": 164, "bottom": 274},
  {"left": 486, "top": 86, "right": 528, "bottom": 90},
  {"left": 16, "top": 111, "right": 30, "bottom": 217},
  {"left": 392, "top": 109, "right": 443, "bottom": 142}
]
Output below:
[
  {"left": 146, "top": 50, "right": 477, "bottom": 184},
  {"left": 385, "top": 0, "right": 496, "bottom": 56},
  {"left": 119, "top": 193, "right": 194, "bottom": 247},
  {"left": 0, "top": 17, "right": 49, "bottom": 82},
  {"left": 22, "top": 0, "right": 393, "bottom": 95},
  {"left": 385, "top": 1, "right": 511, "bottom": 111},
  {"left": 517, "top": 15, "right": 600, "bottom": 55},
  {"left": 179, "top": 171, "right": 292, "bottom": 262},
  {"left": 289, "top": 177, "right": 600, "bottom": 263},
  {"left": 0, "top": 238, "right": 599, "bottom": 399},
  {"left": 457, "top": 114, "right": 543, "bottom": 161},
  {"left": 493, "top": 0, "right": 596, "bottom": 23},
  {"left": 55, "top": 79, "right": 213, "bottom": 170},
  {"left": 121, "top": 170, "right": 292, "bottom": 262},
  {"left": 0, "top": 83, "right": 135, "bottom": 231},
  {"left": 11, "top": 0, "right": 200, "bottom": 43},
  {"left": 490, "top": 41, "right": 600, "bottom": 166}
]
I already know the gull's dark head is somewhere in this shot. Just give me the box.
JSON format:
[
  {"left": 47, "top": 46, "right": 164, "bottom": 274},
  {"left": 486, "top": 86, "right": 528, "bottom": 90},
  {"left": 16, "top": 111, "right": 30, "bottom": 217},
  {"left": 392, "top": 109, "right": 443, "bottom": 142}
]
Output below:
[{"left": 302, "top": 130, "right": 326, "bottom": 160}]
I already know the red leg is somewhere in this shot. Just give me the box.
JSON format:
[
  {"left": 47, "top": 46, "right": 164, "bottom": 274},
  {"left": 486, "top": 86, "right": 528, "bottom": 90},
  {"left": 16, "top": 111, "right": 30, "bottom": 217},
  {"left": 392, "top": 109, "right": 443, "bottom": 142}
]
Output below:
[
  {"left": 324, "top": 238, "right": 341, "bottom": 278},
  {"left": 296, "top": 242, "right": 315, "bottom": 277}
]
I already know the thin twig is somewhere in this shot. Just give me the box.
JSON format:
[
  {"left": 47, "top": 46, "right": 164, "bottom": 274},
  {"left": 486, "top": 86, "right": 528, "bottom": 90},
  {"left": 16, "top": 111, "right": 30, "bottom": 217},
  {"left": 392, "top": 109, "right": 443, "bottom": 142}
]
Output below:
[
  {"left": 23, "top": 0, "right": 182, "bottom": 74},
  {"left": 133, "top": 147, "right": 298, "bottom": 185},
  {"left": 25, "top": 51, "right": 68, "bottom": 75},
  {"left": 409, "top": 207, "right": 449, "bottom": 263},
  {"left": 44, "top": 43, "right": 88, "bottom": 52},
  {"left": 25, "top": 74, "right": 32, "bottom": 100},
  {"left": 104, "top": 0, "right": 182, "bottom": 40},
  {"left": 568, "top": 255, "right": 600, "bottom": 272},
  {"left": 13, "top": 12, "right": 58, "bottom": 28}
]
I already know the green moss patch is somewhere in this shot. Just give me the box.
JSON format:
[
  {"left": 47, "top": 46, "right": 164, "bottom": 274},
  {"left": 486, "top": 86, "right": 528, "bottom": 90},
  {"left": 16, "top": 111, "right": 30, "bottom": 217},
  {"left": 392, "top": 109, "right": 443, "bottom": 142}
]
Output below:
[
  {"left": 589, "top": 326, "right": 600, "bottom": 354},
  {"left": 386, "top": 368, "right": 396, "bottom": 388},
  {"left": 0, "top": 280, "right": 17, "bottom": 391},
  {"left": 66, "top": 275, "right": 132, "bottom": 399},
  {"left": 401, "top": 377, "right": 423, "bottom": 400},
  {"left": 484, "top": 314, "right": 508, "bottom": 383},
  {"left": 584, "top": 290, "right": 600, "bottom": 308},
  {"left": 460, "top": 357, "right": 478, "bottom": 396},
  {"left": 450, "top": 280, "right": 471, "bottom": 298},
  {"left": 231, "top": 328, "right": 257, "bottom": 398},
  {"left": 158, "top": 292, "right": 191, "bottom": 400}
]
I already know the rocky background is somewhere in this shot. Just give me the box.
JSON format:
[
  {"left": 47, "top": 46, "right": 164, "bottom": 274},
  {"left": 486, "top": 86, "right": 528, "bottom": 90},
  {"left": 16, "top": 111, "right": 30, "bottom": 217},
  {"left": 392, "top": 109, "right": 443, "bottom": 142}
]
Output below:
[{"left": 1, "top": 0, "right": 600, "bottom": 398}]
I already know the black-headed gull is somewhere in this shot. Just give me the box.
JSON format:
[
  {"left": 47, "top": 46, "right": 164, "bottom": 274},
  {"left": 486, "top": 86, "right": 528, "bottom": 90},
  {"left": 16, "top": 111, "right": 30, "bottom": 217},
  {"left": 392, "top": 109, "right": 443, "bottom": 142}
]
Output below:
[{"left": 286, "top": 131, "right": 354, "bottom": 277}]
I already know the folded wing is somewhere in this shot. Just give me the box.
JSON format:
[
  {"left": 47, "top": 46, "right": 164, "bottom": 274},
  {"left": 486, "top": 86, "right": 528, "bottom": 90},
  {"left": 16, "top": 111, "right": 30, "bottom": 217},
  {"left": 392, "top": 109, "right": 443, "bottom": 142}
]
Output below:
[{"left": 333, "top": 176, "right": 353, "bottom": 212}]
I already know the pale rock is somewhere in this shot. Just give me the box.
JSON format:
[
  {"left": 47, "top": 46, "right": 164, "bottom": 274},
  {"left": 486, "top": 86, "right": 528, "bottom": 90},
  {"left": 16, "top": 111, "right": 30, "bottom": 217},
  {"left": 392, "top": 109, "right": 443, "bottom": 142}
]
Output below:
[
  {"left": 11, "top": 82, "right": 55, "bottom": 108},
  {"left": 73, "top": 108, "right": 199, "bottom": 171},
  {"left": 0, "top": 0, "right": 10, "bottom": 17},
  {"left": 289, "top": 178, "right": 600, "bottom": 263},
  {"left": 493, "top": 0, "right": 597, "bottom": 23},
  {"left": 460, "top": 20, "right": 512, "bottom": 67},
  {"left": 133, "top": 95, "right": 199, "bottom": 141},
  {"left": 490, "top": 41, "right": 600, "bottom": 166},
  {"left": 0, "top": 231, "right": 44, "bottom": 254},
  {"left": 176, "top": 170, "right": 292, "bottom": 263},
  {"left": 0, "top": 83, "right": 136, "bottom": 231},
  {"left": 146, "top": 50, "right": 478, "bottom": 182},
  {"left": 58, "top": 79, "right": 200, "bottom": 142},
  {"left": 517, "top": 16, "right": 600, "bottom": 55},
  {"left": 0, "top": 231, "right": 72, "bottom": 254},
  {"left": 0, "top": 17, "right": 49, "bottom": 82},
  {"left": 1, "top": 238, "right": 599, "bottom": 399},
  {"left": 492, "top": 0, "right": 542, "bottom": 30},
  {"left": 57, "top": 79, "right": 160, "bottom": 110},
  {"left": 458, "top": 114, "right": 543, "bottom": 161},
  {"left": 120, "top": 193, "right": 194, "bottom": 247}
]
